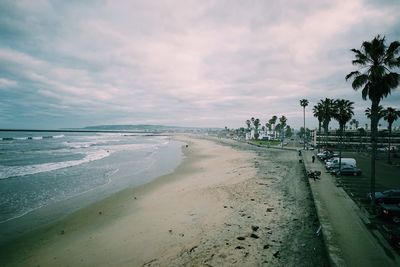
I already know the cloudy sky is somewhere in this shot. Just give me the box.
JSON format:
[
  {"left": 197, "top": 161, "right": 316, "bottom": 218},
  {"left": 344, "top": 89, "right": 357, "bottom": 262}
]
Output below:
[{"left": 1, "top": 0, "right": 400, "bottom": 130}]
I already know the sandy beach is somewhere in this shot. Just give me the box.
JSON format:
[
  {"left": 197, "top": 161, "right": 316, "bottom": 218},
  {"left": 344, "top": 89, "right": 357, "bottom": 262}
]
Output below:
[{"left": 1, "top": 135, "right": 328, "bottom": 266}]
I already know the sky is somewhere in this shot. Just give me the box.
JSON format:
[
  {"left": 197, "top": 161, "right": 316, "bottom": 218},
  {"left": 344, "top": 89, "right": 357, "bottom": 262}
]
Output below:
[{"left": 1, "top": 0, "right": 400, "bottom": 130}]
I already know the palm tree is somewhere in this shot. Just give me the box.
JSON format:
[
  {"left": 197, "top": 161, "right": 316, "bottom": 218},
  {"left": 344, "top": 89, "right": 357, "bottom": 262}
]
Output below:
[
  {"left": 333, "top": 99, "right": 354, "bottom": 171},
  {"left": 300, "top": 99, "right": 309, "bottom": 149},
  {"left": 383, "top": 107, "right": 400, "bottom": 163},
  {"left": 245, "top": 120, "right": 251, "bottom": 132},
  {"left": 285, "top": 125, "right": 293, "bottom": 138},
  {"left": 279, "top": 115, "right": 287, "bottom": 145},
  {"left": 313, "top": 103, "right": 324, "bottom": 152},
  {"left": 350, "top": 118, "right": 359, "bottom": 130},
  {"left": 365, "top": 105, "right": 384, "bottom": 121},
  {"left": 253, "top": 118, "right": 260, "bottom": 139},
  {"left": 266, "top": 123, "right": 271, "bottom": 131},
  {"left": 319, "top": 98, "right": 335, "bottom": 148},
  {"left": 269, "top": 116, "right": 278, "bottom": 138},
  {"left": 346, "top": 35, "right": 400, "bottom": 208}
]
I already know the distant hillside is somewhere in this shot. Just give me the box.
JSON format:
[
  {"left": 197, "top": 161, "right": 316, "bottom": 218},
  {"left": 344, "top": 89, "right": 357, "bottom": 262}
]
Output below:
[{"left": 83, "top": 124, "right": 220, "bottom": 133}]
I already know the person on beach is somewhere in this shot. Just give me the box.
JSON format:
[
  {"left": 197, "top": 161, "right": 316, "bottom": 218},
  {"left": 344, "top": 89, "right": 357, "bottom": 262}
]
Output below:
[{"left": 312, "top": 155, "right": 315, "bottom": 163}]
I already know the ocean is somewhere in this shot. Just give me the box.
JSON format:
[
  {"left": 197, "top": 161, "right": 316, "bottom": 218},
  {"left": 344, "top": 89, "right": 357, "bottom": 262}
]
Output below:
[{"left": 0, "top": 131, "right": 184, "bottom": 242}]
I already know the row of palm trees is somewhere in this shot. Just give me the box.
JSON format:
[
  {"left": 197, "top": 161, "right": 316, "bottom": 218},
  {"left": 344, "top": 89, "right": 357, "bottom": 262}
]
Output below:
[
  {"left": 302, "top": 35, "right": 399, "bottom": 209},
  {"left": 302, "top": 98, "right": 355, "bottom": 170},
  {"left": 245, "top": 115, "right": 290, "bottom": 140}
]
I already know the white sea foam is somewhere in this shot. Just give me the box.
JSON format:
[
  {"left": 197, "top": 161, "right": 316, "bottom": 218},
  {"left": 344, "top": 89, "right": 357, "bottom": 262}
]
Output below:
[
  {"left": 0, "top": 134, "right": 65, "bottom": 141},
  {"left": 0, "top": 149, "right": 110, "bottom": 180},
  {"left": 65, "top": 141, "right": 100, "bottom": 149},
  {"left": 14, "top": 137, "right": 29, "bottom": 140}
]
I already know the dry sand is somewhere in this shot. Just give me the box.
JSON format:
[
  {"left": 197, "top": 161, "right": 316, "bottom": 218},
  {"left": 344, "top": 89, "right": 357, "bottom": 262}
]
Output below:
[{"left": 1, "top": 135, "right": 328, "bottom": 266}]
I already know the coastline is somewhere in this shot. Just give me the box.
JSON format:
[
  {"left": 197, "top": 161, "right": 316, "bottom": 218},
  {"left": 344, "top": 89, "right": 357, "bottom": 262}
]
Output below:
[
  {"left": 0, "top": 137, "right": 184, "bottom": 245},
  {"left": 1, "top": 135, "right": 328, "bottom": 266}
]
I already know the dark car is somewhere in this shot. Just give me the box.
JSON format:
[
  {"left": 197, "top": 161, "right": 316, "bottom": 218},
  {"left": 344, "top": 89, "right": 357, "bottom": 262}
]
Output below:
[
  {"left": 378, "top": 203, "right": 400, "bottom": 223},
  {"left": 368, "top": 189, "right": 400, "bottom": 204},
  {"left": 331, "top": 166, "right": 362, "bottom": 176},
  {"left": 317, "top": 151, "right": 338, "bottom": 161}
]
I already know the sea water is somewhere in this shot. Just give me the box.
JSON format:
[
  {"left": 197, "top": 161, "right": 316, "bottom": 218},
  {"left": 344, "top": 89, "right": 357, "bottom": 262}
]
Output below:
[{"left": 0, "top": 131, "right": 183, "bottom": 242}]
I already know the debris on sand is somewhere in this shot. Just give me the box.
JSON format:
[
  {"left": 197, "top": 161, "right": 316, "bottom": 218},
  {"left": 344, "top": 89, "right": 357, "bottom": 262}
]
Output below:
[
  {"left": 189, "top": 246, "right": 198, "bottom": 253},
  {"left": 251, "top": 225, "right": 259, "bottom": 232},
  {"left": 273, "top": 251, "right": 280, "bottom": 258},
  {"left": 250, "top": 233, "right": 259, "bottom": 239}
]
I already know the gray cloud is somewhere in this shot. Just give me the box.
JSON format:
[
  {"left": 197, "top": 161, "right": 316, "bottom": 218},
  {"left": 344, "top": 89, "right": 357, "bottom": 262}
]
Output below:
[{"left": 0, "top": 0, "right": 400, "bottom": 129}]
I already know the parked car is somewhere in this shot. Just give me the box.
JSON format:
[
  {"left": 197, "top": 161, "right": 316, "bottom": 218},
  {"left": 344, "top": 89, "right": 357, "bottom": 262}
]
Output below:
[
  {"left": 317, "top": 151, "right": 338, "bottom": 161},
  {"left": 330, "top": 166, "right": 362, "bottom": 176},
  {"left": 378, "top": 203, "right": 400, "bottom": 223},
  {"left": 326, "top": 158, "right": 356, "bottom": 170},
  {"left": 368, "top": 189, "right": 400, "bottom": 204}
]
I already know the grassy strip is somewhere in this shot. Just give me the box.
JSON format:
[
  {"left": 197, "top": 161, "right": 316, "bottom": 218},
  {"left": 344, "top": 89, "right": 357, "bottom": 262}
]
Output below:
[{"left": 248, "top": 140, "right": 281, "bottom": 146}]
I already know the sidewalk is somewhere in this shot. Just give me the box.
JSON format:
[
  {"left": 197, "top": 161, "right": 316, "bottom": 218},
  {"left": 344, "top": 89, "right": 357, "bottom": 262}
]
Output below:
[{"left": 302, "top": 150, "right": 400, "bottom": 267}]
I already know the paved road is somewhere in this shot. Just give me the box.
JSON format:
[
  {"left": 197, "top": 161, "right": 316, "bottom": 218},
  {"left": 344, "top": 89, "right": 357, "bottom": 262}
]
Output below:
[{"left": 302, "top": 150, "right": 400, "bottom": 267}]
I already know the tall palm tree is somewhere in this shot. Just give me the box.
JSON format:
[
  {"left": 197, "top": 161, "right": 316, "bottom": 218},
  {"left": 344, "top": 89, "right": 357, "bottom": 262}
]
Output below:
[
  {"left": 253, "top": 118, "right": 260, "bottom": 139},
  {"left": 245, "top": 120, "right": 251, "bottom": 132},
  {"left": 269, "top": 116, "right": 278, "bottom": 138},
  {"left": 313, "top": 103, "right": 324, "bottom": 152},
  {"left": 333, "top": 99, "right": 354, "bottom": 170},
  {"left": 346, "top": 35, "right": 400, "bottom": 208},
  {"left": 383, "top": 107, "right": 400, "bottom": 163},
  {"left": 319, "top": 98, "right": 336, "bottom": 148},
  {"left": 266, "top": 123, "right": 271, "bottom": 131},
  {"left": 285, "top": 125, "right": 292, "bottom": 138},
  {"left": 279, "top": 115, "right": 287, "bottom": 145},
  {"left": 300, "top": 99, "right": 309, "bottom": 149}
]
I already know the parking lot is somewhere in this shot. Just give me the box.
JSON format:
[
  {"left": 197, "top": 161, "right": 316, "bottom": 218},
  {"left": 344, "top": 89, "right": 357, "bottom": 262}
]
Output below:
[
  {"left": 334, "top": 151, "right": 400, "bottom": 205},
  {"left": 319, "top": 150, "right": 400, "bottom": 251}
]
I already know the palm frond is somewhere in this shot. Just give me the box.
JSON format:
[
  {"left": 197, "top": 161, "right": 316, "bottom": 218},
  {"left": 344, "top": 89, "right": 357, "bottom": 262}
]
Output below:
[
  {"left": 386, "top": 41, "right": 400, "bottom": 55},
  {"left": 361, "top": 84, "right": 369, "bottom": 100},
  {"left": 352, "top": 59, "right": 366, "bottom": 65},
  {"left": 345, "top": 71, "right": 360, "bottom": 81},
  {"left": 371, "top": 65, "right": 386, "bottom": 77},
  {"left": 387, "top": 56, "right": 400, "bottom": 68},
  {"left": 352, "top": 74, "right": 368, "bottom": 89}
]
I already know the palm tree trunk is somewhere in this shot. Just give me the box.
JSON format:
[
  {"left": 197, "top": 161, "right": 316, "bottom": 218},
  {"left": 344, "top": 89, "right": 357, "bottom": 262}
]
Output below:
[
  {"left": 370, "top": 101, "right": 379, "bottom": 211},
  {"left": 303, "top": 107, "right": 306, "bottom": 150},
  {"left": 388, "top": 125, "right": 392, "bottom": 164},
  {"left": 318, "top": 121, "right": 322, "bottom": 153},
  {"left": 338, "top": 124, "right": 343, "bottom": 173},
  {"left": 325, "top": 123, "right": 329, "bottom": 149}
]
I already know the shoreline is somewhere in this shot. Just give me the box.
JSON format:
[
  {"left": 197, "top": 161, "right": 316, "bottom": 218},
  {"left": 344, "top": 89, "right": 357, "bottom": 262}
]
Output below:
[
  {"left": 0, "top": 137, "right": 184, "bottom": 245},
  {"left": 1, "top": 135, "right": 328, "bottom": 266}
]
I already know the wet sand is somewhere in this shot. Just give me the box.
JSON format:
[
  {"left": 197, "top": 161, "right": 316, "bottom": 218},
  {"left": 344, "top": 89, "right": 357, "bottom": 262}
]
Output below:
[{"left": 1, "top": 135, "right": 328, "bottom": 266}]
